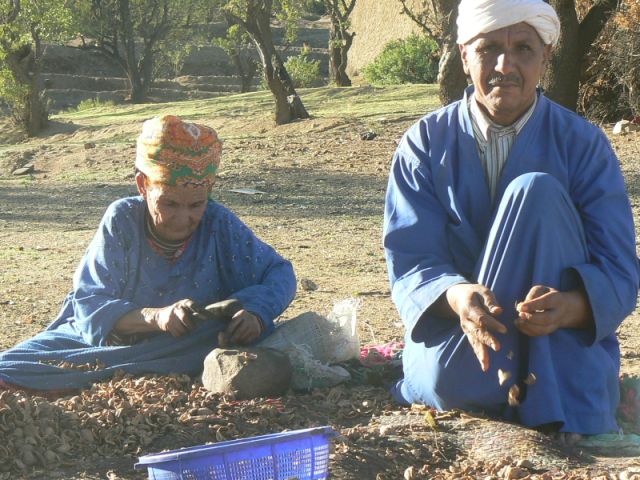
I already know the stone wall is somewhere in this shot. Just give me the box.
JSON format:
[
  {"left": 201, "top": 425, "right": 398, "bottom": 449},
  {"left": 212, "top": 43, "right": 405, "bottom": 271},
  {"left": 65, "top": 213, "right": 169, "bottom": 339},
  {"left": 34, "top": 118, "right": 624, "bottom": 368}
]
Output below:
[{"left": 347, "top": 0, "right": 423, "bottom": 77}]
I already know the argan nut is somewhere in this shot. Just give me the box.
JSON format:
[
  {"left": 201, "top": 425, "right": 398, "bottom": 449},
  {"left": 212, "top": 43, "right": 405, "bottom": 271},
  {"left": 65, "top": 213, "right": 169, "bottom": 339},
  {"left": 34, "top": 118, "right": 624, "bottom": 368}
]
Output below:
[
  {"left": 498, "top": 369, "right": 511, "bottom": 386},
  {"left": 508, "top": 384, "right": 521, "bottom": 406}
]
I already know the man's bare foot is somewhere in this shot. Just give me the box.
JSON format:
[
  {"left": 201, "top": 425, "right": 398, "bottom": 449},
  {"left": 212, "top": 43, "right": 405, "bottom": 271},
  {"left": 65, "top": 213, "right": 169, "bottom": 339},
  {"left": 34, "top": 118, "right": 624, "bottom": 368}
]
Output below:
[{"left": 553, "top": 432, "right": 583, "bottom": 446}]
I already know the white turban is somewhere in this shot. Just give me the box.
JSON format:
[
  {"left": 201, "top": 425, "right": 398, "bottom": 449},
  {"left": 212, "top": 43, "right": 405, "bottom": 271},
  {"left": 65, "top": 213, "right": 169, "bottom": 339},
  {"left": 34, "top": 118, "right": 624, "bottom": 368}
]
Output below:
[{"left": 456, "top": 0, "right": 561, "bottom": 46}]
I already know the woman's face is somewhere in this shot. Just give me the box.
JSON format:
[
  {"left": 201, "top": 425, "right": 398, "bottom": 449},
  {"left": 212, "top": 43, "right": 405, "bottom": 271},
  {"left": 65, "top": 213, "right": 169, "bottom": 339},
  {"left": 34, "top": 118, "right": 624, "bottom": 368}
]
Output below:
[{"left": 136, "top": 173, "right": 210, "bottom": 242}]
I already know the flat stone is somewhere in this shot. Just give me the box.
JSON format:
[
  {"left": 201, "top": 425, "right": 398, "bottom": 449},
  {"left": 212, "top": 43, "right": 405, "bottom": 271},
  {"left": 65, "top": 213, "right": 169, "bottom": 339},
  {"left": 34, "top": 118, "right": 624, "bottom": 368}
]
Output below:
[
  {"left": 12, "top": 164, "right": 34, "bottom": 176},
  {"left": 202, "top": 346, "right": 292, "bottom": 399}
]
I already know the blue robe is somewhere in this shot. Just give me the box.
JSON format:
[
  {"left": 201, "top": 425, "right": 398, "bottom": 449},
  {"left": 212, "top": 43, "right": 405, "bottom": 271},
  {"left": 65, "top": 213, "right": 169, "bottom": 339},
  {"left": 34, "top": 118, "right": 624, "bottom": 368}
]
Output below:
[
  {"left": 0, "top": 197, "right": 296, "bottom": 390},
  {"left": 384, "top": 87, "right": 640, "bottom": 434}
]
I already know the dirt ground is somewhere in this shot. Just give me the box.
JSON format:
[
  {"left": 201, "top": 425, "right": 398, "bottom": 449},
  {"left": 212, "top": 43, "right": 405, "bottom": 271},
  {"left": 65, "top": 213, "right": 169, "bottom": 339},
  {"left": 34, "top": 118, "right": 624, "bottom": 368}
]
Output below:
[{"left": 0, "top": 88, "right": 639, "bottom": 479}]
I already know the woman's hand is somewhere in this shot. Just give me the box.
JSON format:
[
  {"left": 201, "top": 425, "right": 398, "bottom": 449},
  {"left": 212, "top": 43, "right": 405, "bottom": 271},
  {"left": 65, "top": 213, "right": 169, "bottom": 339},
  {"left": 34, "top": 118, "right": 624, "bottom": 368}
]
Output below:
[
  {"left": 219, "top": 310, "right": 264, "bottom": 346},
  {"left": 515, "top": 285, "right": 593, "bottom": 336},
  {"left": 147, "top": 299, "right": 198, "bottom": 337},
  {"left": 446, "top": 283, "right": 507, "bottom": 372},
  {"left": 113, "top": 299, "right": 198, "bottom": 340}
]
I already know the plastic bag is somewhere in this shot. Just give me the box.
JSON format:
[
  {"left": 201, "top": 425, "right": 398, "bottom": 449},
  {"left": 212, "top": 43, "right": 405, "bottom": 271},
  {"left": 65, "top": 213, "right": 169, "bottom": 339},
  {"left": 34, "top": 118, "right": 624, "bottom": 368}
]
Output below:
[
  {"left": 324, "top": 298, "right": 361, "bottom": 363},
  {"left": 258, "top": 298, "right": 361, "bottom": 390}
]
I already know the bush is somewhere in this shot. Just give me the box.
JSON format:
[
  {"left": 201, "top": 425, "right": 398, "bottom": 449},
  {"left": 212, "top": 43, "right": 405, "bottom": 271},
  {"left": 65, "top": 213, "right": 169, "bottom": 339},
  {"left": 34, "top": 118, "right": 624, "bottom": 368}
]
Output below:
[
  {"left": 284, "top": 53, "right": 323, "bottom": 88},
  {"left": 363, "top": 34, "right": 439, "bottom": 86}
]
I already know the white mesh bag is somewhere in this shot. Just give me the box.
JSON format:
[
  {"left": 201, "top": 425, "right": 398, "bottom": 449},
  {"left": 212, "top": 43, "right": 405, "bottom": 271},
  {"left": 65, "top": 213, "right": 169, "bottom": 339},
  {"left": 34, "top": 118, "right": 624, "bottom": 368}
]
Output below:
[{"left": 258, "top": 299, "right": 361, "bottom": 389}]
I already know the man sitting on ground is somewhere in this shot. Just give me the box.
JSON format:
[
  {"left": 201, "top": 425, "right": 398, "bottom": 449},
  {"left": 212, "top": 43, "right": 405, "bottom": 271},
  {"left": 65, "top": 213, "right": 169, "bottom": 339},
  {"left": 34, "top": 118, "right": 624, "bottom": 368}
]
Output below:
[{"left": 384, "top": 0, "right": 639, "bottom": 442}]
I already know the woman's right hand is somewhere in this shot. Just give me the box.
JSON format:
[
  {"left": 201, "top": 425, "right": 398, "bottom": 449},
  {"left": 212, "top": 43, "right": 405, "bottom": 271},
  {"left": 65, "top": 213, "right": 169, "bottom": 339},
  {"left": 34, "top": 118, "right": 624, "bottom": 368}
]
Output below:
[
  {"left": 145, "top": 299, "right": 198, "bottom": 337},
  {"left": 446, "top": 283, "right": 507, "bottom": 372}
]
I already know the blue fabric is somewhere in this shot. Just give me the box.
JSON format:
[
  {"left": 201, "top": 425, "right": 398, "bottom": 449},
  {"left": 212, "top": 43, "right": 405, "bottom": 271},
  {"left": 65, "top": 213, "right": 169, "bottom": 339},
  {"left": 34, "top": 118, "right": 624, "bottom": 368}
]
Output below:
[
  {"left": 0, "top": 197, "right": 297, "bottom": 390},
  {"left": 384, "top": 87, "right": 640, "bottom": 434}
]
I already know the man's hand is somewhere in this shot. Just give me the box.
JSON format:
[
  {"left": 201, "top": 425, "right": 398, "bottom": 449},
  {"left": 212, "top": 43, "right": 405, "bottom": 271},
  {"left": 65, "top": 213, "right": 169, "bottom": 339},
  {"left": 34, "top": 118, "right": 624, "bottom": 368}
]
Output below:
[
  {"left": 145, "top": 299, "right": 198, "bottom": 337},
  {"left": 446, "top": 283, "right": 507, "bottom": 372},
  {"left": 219, "top": 310, "right": 263, "bottom": 346},
  {"left": 515, "top": 285, "right": 593, "bottom": 336}
]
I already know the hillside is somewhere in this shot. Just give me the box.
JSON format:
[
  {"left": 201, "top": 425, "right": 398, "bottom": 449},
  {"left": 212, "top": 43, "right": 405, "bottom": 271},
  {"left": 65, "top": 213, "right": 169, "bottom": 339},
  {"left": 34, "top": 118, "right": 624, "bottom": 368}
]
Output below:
[{"left": 39, "top": 19, "right": 330, "bottom": 111}]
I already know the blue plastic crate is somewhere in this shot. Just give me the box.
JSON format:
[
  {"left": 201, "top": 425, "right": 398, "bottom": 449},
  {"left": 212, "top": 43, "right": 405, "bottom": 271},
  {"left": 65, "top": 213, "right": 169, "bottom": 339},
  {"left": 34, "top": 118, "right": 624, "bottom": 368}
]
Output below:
[{"left": 134, "top": 426, "right": 336, "bottom": 480}]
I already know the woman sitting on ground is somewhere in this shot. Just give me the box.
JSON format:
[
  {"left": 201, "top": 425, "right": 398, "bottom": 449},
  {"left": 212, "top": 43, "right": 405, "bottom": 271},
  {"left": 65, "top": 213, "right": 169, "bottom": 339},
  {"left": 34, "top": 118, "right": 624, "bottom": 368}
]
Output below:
[{"left": 0, "top": 115, "right": 297, "bottom": 396}]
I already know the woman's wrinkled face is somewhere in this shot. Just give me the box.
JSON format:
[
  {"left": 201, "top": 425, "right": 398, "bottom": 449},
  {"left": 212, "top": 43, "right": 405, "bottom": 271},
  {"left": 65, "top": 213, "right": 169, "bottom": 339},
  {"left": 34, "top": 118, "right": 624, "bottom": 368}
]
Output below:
[
  {"left": 460, "top": 22, "right": 551, "bottom": 125},
  {"left": 136, "top": 173, "right": 210, "bottom": 242}
]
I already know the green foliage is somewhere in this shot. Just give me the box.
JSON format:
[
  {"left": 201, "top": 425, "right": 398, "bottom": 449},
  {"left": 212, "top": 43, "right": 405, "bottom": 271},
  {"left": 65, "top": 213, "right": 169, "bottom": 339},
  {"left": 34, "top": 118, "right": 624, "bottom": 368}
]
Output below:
[
  {"left": 303, "top": 0, "right": 325, "bottom": 17},
  {"left": 216, "top": 0, "right": 306, "bottom": 44},
  {"left": 155, "top": 43, "right": 195, "bottom": 78},
  {"left": 0, "top": 0, "right": 74, "bottom": 131},
  {"left": 363, "top": 34, "right": 439, "bottom": 86},
  {"left": 75, "top": 0, "right": 206, "bottom": 93},
  {"left": 215, "top": 23, "right": 251, "bottom": 54},
  {"left": 74, "top": 98, "right": 116, "bottom": 112},
  {"left": 284, "top": 52, "right": 322, "bottom": 88}
]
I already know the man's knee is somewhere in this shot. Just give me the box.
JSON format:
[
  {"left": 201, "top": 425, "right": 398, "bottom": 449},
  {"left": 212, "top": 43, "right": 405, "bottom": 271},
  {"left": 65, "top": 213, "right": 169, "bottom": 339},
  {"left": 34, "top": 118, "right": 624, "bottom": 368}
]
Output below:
[{"left": 505, "top": 172, "right": 565, "bottom": 201}]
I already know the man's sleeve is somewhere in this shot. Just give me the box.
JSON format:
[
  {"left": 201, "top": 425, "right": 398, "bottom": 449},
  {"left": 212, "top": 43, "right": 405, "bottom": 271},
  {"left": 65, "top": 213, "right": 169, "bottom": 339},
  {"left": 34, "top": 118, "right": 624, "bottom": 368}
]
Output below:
[
  {"left": 568, "top": 134, "right": 640, "bottom": 344},
  {"left": 383, "top": 142, "right": 467, "bottom": 339}
]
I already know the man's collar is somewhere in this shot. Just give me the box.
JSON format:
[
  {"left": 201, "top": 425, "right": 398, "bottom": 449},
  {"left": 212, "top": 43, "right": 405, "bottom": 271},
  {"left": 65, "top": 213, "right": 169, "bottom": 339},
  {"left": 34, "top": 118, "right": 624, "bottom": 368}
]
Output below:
[{"left": 468, "top": 92, "right": 538, "bottom": 141}]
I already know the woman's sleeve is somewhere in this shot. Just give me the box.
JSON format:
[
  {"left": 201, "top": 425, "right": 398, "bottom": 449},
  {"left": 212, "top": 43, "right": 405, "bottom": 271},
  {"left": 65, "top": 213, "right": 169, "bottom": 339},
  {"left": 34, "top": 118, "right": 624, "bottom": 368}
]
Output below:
[
  {"left": 215, "top": 209, "right": 297, "bottom": 335},
  {"left": 71, "top": 202, "right": 140, "bottom": 346}
]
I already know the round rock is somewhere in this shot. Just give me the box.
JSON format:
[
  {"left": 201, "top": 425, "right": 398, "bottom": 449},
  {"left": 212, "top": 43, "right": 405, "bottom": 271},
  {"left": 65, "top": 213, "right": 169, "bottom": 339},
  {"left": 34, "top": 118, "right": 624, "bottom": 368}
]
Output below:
[{"left": 202, "top": 347, "right": 292, "bottom": 400}]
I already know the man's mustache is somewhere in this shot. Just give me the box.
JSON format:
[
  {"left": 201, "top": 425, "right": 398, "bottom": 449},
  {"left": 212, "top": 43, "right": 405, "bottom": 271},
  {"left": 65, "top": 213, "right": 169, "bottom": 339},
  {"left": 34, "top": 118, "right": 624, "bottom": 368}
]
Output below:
[{"left": 488, "top": 74, "right": 521, "bottom": 86}]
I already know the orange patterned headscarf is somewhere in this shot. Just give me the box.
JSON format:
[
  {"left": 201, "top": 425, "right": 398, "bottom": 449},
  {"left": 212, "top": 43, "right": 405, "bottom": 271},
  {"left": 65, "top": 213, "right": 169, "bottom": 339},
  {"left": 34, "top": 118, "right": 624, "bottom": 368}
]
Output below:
[{"left": 135, "top": 115, "right": 222, "bottom": 187}]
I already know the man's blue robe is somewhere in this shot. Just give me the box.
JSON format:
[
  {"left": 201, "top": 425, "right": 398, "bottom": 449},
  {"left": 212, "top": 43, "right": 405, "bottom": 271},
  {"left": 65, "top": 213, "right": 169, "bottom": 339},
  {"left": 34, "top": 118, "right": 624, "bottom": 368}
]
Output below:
[
  {"left": 384, "top": 87, "right": 640, "bottom": 434},
  {"left": 0, "top": 197, "right": 296, "bottom": 390}
]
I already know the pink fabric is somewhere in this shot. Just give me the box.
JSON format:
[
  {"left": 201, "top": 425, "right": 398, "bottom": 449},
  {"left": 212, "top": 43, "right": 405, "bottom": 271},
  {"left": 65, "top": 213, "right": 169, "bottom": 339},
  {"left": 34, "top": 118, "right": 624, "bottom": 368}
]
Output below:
[{"left": 360, "top": 341, "right": 404, "bottom": 367}]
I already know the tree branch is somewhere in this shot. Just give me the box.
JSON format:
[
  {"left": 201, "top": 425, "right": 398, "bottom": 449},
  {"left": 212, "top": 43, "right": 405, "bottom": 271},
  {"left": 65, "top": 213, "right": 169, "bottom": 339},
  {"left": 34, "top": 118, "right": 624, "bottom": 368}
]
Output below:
[
  {"left": 398, "top": 0, "right": 436, "bottom": 40},
  {"left": 2, "top": 0, "right": 20, "bottom": 24}
]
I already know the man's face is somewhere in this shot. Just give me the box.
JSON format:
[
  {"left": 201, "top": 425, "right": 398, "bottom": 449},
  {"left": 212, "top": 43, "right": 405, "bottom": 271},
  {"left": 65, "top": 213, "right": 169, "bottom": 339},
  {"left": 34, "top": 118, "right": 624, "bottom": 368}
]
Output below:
[{"left": 460, "top": 22, "right": 551, "bottom": 125}]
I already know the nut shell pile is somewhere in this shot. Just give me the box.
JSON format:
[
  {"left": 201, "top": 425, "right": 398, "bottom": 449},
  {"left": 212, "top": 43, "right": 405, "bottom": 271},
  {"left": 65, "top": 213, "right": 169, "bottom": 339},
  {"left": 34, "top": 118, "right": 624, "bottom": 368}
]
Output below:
[{"left": 0, "top": 374, "right": 638, "bottom": 479}]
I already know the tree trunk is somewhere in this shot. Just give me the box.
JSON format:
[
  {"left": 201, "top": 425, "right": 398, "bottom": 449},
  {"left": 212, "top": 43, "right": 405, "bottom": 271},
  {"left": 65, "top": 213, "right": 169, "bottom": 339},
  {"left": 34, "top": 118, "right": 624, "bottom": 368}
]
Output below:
[
  {"left": 436, "top": 0, "right": 467, "bottom": 105},
  {"left": 542, "top": 0, "right": 580, "bottom": 110},
  {"left": 5, "top": 44, "right": 48, "bottom": 136},
  {"left": 119, "top": 0, "right": 147, "bottom": 103},
  {"left": 240, "top": 61, "right": 257, "bottom": 93},
  {"left": 329, "top": 24, "right": 353, "bottom": 87},
  {"left": 229, "top": 49, "right": 257, "bottom": 93},
  {"left": 241, "top": 4, "right": 308, "bottom": 124},
  {"left": 543, "top": 0, "right": 618, "bottom": 111},
  {"left": 437, "top": 39, "right": 467, "bottom": 105}
]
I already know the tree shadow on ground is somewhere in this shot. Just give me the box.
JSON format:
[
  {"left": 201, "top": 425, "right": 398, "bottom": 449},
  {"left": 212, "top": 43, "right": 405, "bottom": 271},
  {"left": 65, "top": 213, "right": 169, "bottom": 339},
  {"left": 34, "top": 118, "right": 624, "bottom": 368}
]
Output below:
[{"left": 0, "top": 166, "right": 386, "bottom": 230}]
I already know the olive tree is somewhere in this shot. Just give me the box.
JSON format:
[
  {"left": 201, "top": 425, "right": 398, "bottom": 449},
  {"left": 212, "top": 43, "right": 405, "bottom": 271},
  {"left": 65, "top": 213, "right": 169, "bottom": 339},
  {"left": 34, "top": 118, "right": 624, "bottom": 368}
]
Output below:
[
  {"left": 214, "top": 0, "right": 309, "bottom": 124},
  {"left": 324, "top": 0, "right": 356, "bottom": 87},
  {"left": 0, "top": 0, "right": 73, "bottom": 135},
  {"left": 77, "top": 0, "right": 203, "bottom": 103},
  {"left": 214, "top": 14, "right": 259, "bottom": 93}
]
